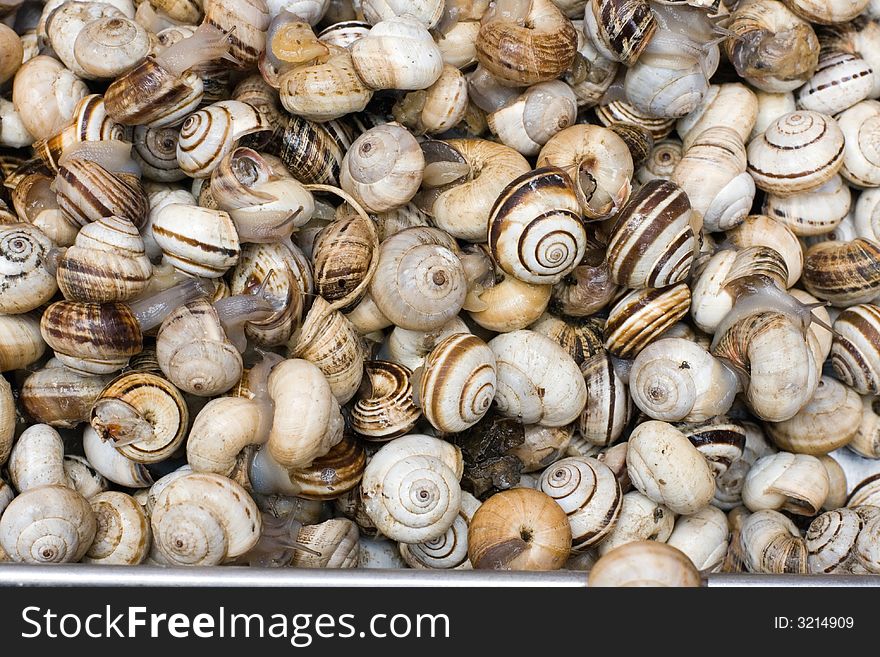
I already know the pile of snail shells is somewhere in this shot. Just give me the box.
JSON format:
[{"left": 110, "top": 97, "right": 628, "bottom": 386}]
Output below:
[{"left": 2, "top": 0, "right": 880, "bottom": 586}]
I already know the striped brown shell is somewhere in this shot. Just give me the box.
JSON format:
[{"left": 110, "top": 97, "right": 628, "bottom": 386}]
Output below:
[
  {"left": 596, "top": 100, "right": 676, "bottom": 140},
  {"left": 831, "top": 303, "right": 880, "bottom": 394},
  {"left": 796, "top": 51, "right": 873, "bottom": 115},
  {"left": 605, "top": 179, "right": 695, "bottom": 290},
  {"left": 583, "top": 0, "right": 658, "bottom": 66},
  {"left": 151, "top": 204, "right": 241, "bottom": 279},
  {"left": 279, "top": 114, "right": 361, "bottom": 186},
  {"left": 55, "top": 159, "right": 148, "bottom": 229},
  {"left": 678, "top": 417, "right": 747, "bottom": 478},
  {"left": 802, "top": 238, "right": 880, "bottom": 306},
  {"left": 288, "top": 433, "right": 366, "bottom": 501},
  {"left": 351, "top": 360, "right": 420, "bottom": 441},
  {"left": 579, "top": 351, "right": 632, "bottom": 447},
  {"left": 202, "top": 0, "right": 269, "bottom": 71},
  {"left": 603, "top": 283, "right": 691, "bottom": 359},
  {"left": 528, "top": 313, "right": 605, "bottom": 366},
  {"left": 476, "top": 0, "right": 578, "bottom": 86},
  {"left": 40, "top": 301, "right": 142, "bottom": 374},
  {"left": 104, "top": 58, "right": 203, "bottom": 127},
  {"left": 747, "top": 111, "right": 845, "bottom": 195},
  {"left": 312, "top": 213, "right": 379, "bottom": 311},
  {"left": 20, "top": 360, "right": 112, "bottom": 429},
  {"left": 90, "top": 371, "right": 188, "bottom": 464},
  {"left": 417, "top": 333, "right": 497, "bottom": 434},
  {"left": 609, "top": 122, "right": 654, "bottom": 170}
]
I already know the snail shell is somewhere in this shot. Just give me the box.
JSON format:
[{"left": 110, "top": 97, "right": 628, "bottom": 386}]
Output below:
[
  {"left": 0, "top": 313, "right": 46, "bottom": 372},
  {"left": 360, "top": 433, "right": 463, "bottom": 544},
  {"left": 785, "top": 0, "right": 869, "bottom": 23},
  {"left": 536, "top": 124, "right": 634, "bottom": 220},
  {"left": 740, "top": 509, "right": 807, "bottom": 574},
  {"left": 763, "top": 174, "right": 851, "bottom": 236},
  {"left": 267, "top": 358, "right": 344, "bottom": 470},
  {"left": 40, "top": 301, "right": 142, "bottom": 374},
  {"left": 797, "top": 52, "right": 873, "bottom": 115},
  {"left": 385, "top": 317, "right": 471, "bottom": 372},
  {"left": 487, "top": 167, "right": 587, "bottom": 285},
  {"left": 45, "top": 1, "right": 127, "bottom": 79},
  {"left": 156, "top": 299, "right": 242, "bottom": 397},
  {"left": 806, "top": 506, "right": 866, "bottom": 574},
  {"left": 392, "top": 65, "right": 470, "bottom": 136},
  {"left": 10, "top": 172, "right": 76, "bottom": 248},
  {"left": 188, "top": 395, "right": 268, "bottom": 479},
  {"left": 84, "top": 491, "right": 150, "bottom": 565},
  {"left": 597, "top": 100, "right": 676, "bottom": 141},
  {"left": 202, "top": 0, "right": 269, "bottom": 70},
  {"left": 679, "top": 417, "right": 748, "bottom": 479},
  {"left": 851, "top": 395, "right": 880, "bottom": 458},
  {"left": 177, "top": 100, "right": 271, "bottom": 179},
  {"left": 629, "top": 338, "right": 738, "bottom": 423},
  {"left": 597, "top": 490, "right": 674, "bottom": 555},
  {"left": 627, "top": 420, "right": 716, "bottom": 515},
  {"left": 765, "top": 376, "right": 862, "bottom": 455},
  {"left": 578, "top": 351, "right": 632, "bottom": 447},
  {"left": 57, "top": 215, "right": 152, "bottom": 302},
  {"left": 399, "top": 492, "right": 481, "bottom": 570},
  {"left": 489, "top": 329, "right": 587, "bottom": 427},
  {"left": 0, "top": 223, "right": 57, "bottom": 314},
  {"left": 152, "top": 204, "right": 240, "bottom": 278},
  {"left": 370, "top": 227, "right": 467, "bottom": 331},
  {"left": 467, "top": 487, "right": 571, "bottom": 570},
  {"left": 278, "top": 114, "right": 359, "bottom": 186},
  {"left": 0, "top": 376, "right": 13, "bottom": 465},
  {"left": 318, "top": 20, "right": 371, "bottom": 49},
  {"left": 751, "top": 89, "right": 797, "bottom": 140},
  {"left": 487, "top": 81, "right": 578, "bottom": 157},
  {"left": 677, "top": 83, "right": 759, "bottom": 151},
  {"left": 624, "top": 57, "right": 709, "bottom": 120},
  {"left": 287, "top": 433, "right": 366, "bottom": 501},
  {"left": 290, "top": 518, "right": 359, "bottom": 569},
  {"left": 836, "top": 100, "right": 880, "bottom": 188},
  {"left": 747, "top": 110, "right": 845, "bottom": 196},
  {"left": 607, "top": 122, "right": 653, "bottom": 170},
  {"left": 848, "top": 473, "right": 880, "bottom": 507},
  {"left": 528, "top": 313, "right": 604, "bottom": 366},
  {"left": 351, "top": 360, "right": 420, "bottom": 441},
  {"left": 350, "top": 16, "right": 443, "bottom": 91},
  {"left": 12, "top": 56, "right": 89, "bottom": 141},
  {"left": 279, "top": 47, "right": 372, "bottom": 122},
  {"left": 539, "top": 456, "right": 622, "bottom": 551},
  {"left": 605, "top": 179, "right": 695, "bottom": 290},
  {"left": 671, "top": 127, "right": 754, "bottom": 233},
  {"left": 742, "top": 451, "right": 830, "bottom": 515},
  {"left": 603, "top": 283, "right": 692, "bottom": 360},
  {"left": 726, "top": 214, "right": 803, "bottom": 286},
  {"left": 714, "top": 422, "right": 776, "bottom": 510},
  {"left": 510, "top": 424, "right": 574, "bottom": 473},
  {"left": 54, "top": 161, "right": 147, "bottom": 236},
  {"left": 132, "top": 125, "right": 185, "bottom": 182},
  {"left": 802, "top": 238, "right": 880, "bottom": 306},
  {"left": 90, "top": 371, "right": 189, "bottom": 464},
  {"left": 0, "top": 23, "right": 22, "bottom": 85},
  {"left": 340, "top": 123, "right": 424, "bottom": 214},
  {"left": 667, "top": 505, "right": 730, "bottom": 572},
  {"left": 288, "top": 296, "right": 365, "bottom": 405},
  {"left": 635, "top": 138, "right": 683, "bottom": 184},
  {"left": 589, "top": 541, "right": 701, "bottom": 586},
  {"left": 150, "top": 472, "right": 261, "bottom": 566},
  {"left": 417, "top": 333, "right": 497, "bottom": 434},
  {"left": 74, "top": 16, "right": 152, "bottom": 80},
  {"left": 476, "top": 0, "right": 578, "bottom": 86},
  {"left": 0, "top": 485, "right": 96, "bottom": 563},
  {"left": 8, "top": 423, "right": 66, "bottom": 492},
  {"left": 83, "top": 426, "right": 152, "bottom": 488},
  {"left": 582, "top": 0, "right": 657, "bottom": 66},
  {"left": 311, "top": 213, "right": 379, "bottom": 311},
  {"left": 361, "top": 0, "right": 443, "bottom": 27}
]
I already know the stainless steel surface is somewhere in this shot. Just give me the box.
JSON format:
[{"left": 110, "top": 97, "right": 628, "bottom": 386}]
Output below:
[
  {"left": 708, "top": 573, "right": 880, "bottom": 587},
  {"left": 0, "top": 564, "right": 589, "bottom": 587}
]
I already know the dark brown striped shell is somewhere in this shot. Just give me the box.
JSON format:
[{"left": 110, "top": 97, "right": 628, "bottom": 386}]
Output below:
[
  {"left": 678, "top": 417, "right": 747, "bottom": 478},
  {"left": 608, "top": 122, "right": 654, "bottom": 170},
  {"left": 802, "top": 238, "right": 880, "bottom": 306},
  {"left": 40, "top": 300, "right": 143, "bottom": 374},
  {"left": 54, "top": 159, "right": 148, "bottom": 229},
  {"left": 603, "top": 283, "right": 691, "bottom": 359},
  {"left": 288, "top": 433, "right": 366, "bottom": 501},
  {"left": 202, "top": 0, "right": 269, "bottom": 71},
  {"left": 579, "top": 351, "right": 631, "bottom": 447},
  {"left": 312, "top": 213, "right": 379, "bottom": 311},
  {"left": 529, "top": 313, "right": 605, "bottom": 366},
  {"left": 279, "top": 114, "right": 358, "bottom": 186},
  {"left": 723, "top": 246, "right": 790, "bottom": 293},
  {"left": 20, "top": 361, "right": 112, "bottom": 429},
  {"left": 583, "top": 0, "right": 658, "bottom": 66},
  {"left": 351, "top": 360, "right": 420, "bottom": 441},
  {"left": 418, "top": 333, "right": 497, "bottom": 434},
  {"left": 90, "top": 371, "right": 188, "bottom": 464},
  {"left": 475, "top": 0, "right": 578, "bottom": 86},
  {"left": 831, "top": 303, "right": 880, "bottom": 394},
  {"left": 104, "top": 58, "right": 203, "bottom": 127},
  {"left": 605, "top": 179, "right": 695, "bottom": 290},
  {"left": 595, "top": 100, "right": 676, "bottom": 140}
]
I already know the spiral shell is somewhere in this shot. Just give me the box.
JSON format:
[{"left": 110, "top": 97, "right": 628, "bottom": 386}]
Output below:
[
  {"left": 836, "top": 100, "right": 880, "bottom": 188},
  {"left": 370, "top": 227, "right": 466, "bottom": 331},
  {"left": 475, "top": 0, "right": 578, "bottom": 86},
  {"left": 289, "top": 517, "right": 359, "bottom": 569},
  {"left": 802, "top": 238, "right": 880, "bottom": 306},
  {"left": 55, "top": 154, "right": 148, "bottom": 230},
  {"left": 539, "top": 456, "right": 621, "bottom": 551},
  {"left": 747, "top": 111, "right": 845, "bottom": 195},
  {"left": 202, "top": 0, "right": 269, "bottom": 71},
  {"left": 350, "top": 16, "right": 443, "bottom": 91},
  {"left": 589, "top": 541, "right": 701, "bottom": 586},
  {"left": 8, "top": 423, "right": 66, "bottom": 492},
  {"left": 606, "top": 180, "right": 694, "bottom": 289},
  {"left": 279, "top": 114, "right": 360, "bottom": 186},
  {"left": 486, "top": 81, "right": 578, "bottom": 157},
  {"left": 0, "top": 313, "right": 46, "bottom": 372},
  {"left": 467, "top": 487, "right": 571, "bottom": 570},
  {"left": 12, "top": 56, "right": 89, "bottom": 142},
  {"left": 677, "top": 83, "right": 759, "bottom": 151},
  {"left": 399, "top": 492, "right": 480, "bottom": 570},
  {"left": 132, "top": 125, "right": 185, "bottom": 182},
  {"left": 578, "top": 351, "right": 631, "bottom": 447},
  {"left": 351, "top": 360, "right": 420, "bottom": 440},
  {"left": 150, "top": 472, "right": 261, "bottom": 566},
  {"left": 740, "top": 509, "right": 807, "bottom": 574},
  {"left": 763, "top": 174, "right": 851, "bottom": 236},
  {"left": 582, "top": 0, "right": 657, "bottom": 66},
  {"left": 0, "top": 485, "right": 96, "bottom": 564},
  {"left": 0, "top": 223, "right": 57, "bottom": 314},
  {"left": 152, "top": 204, "right": 240, "bottom": 278},
  {"left": 417, "top": 333, "right": 497, "bottom": 434},
  {"left": 797, "top": 52, "right": 873, "bottom": 115},
  {"left": 288, "top": 434, "right": 366, "bottom": 501},
  {"left": 636, "top": 138, "right": 683, "bottom": 184},
  {"left": 806, "top": 507, "right": 865, "bottom": 574},
  {"left": 311, "top": 213, "right": 379, "bottom": 311},
  {"left": 596, "top": 100, "right": 677, "bottom": 140},
  {"left": 360, "top": 434, "right": 463, "bottom": 544},
  {"left": 603, "top": 283, "right": 692, "bottom": 360},
  {"left": 597, "top": 490, "right": 674, "bottom": 555},
  {"left": 726, "top": 214, "right": 803, "bottom": 286},
  {"left": 84, "top": 491, "right": 150, "bottom": 565},
  {"left": 743, "top": 452, "right": 830, "bottom": 515},
  {"left": 487, "top": 167, "right": 586, "bottom": 285},
  {"left": 90, "top": 371, "right": 188, "bottom": 464},
  {"left": 74, "top": 16, "right": 152, "bottom": 80}
]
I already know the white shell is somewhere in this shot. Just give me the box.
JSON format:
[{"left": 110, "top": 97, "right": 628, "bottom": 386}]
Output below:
[
  {"left": 666, "top": 505, "right": 729, "bottom": 572},
  {"left": 763, "top": 174, "right": 851, "bottom": 236},
  {"left": 597, "top": 490, "right": 674, "bottom": 556},
  {"left": 836, "top": 100, "right": 880, "bottom": 188},
  {"left": 796, "top": 52, "right": 873, "bottom": 115},
  {"left": 742, "top": 452, "right": 830, "bottom": 515},
  {"left": 8, "top": 424, "right": 67, "bottom": 493},
  {"left": 350, "top": 16, "right": 443, "bottom": 91},
  {"left": 151, "top": 203, "right": 240, "bottom": 278}
]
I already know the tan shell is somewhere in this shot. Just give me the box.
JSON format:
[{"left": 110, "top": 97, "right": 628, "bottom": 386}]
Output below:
[
  {"left": 351, "top": 361, "right": 420, "bottom": 441},
  {"left": 0, "top": 223, "right": 58, "bottom": 314},
  {"left": 0, "top": 313, "right": 46, "bottom": 372},
  {"left": 742, "top": 452, "right": 830, "bottom": 516},
  {"left": 350, "top": 15, "right": 443, "bottom": 91},
  {"left": 83, "top": 491, "right": 150, "bottom": 565},
  {"left": 290, "top": 518, "right": 359, "bottom": 569},
  {"left": 589, "top": 541, "right": 701, "bottom": 587},
  {"left": 740, "top": 509, "right": 807, "bottom": 574}
]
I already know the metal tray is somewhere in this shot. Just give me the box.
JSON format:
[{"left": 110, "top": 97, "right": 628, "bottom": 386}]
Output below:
[{"left": 0, "top": 448, "right": 878, "bottom": 587}]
